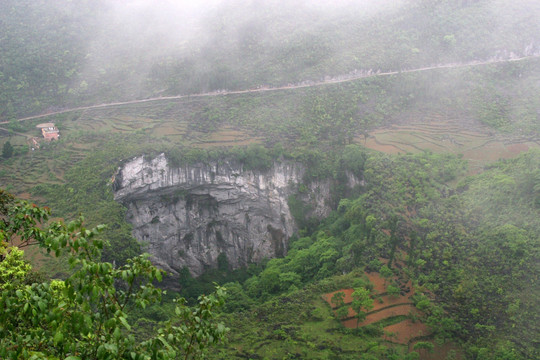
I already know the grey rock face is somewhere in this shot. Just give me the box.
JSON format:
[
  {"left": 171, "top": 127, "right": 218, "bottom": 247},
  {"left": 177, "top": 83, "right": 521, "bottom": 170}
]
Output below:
[{"left": 113, "top": 153, "right": 341, "bottom": 277}]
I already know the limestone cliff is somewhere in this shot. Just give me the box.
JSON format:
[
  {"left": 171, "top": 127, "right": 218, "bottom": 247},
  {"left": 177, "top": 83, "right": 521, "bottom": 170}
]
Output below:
[{"left": 113, "top": 153, "right": 350, "bottom": 277}]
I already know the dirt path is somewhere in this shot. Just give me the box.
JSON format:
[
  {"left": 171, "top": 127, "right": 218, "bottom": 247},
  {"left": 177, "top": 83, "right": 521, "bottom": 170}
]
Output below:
[{"left": 2, "top": 54, "right": 539, "bottom": 125}]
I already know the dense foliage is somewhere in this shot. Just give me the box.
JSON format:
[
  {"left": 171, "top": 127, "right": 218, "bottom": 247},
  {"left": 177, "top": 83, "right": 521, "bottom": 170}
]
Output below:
[
  {"left": 0, "top": 190, "right": 228, "bottom": 359},
  {"left": 207, "top": 151, "right": 539, "bottom": 359}
]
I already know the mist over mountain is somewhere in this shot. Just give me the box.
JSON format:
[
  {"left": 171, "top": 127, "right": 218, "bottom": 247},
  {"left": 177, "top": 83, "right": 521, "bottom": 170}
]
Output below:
[
  {"left": 2, "top": 0, "right": 540, "bottom": 120},
  {"left": 1, "top": 1, "right": 539, "bottom": 359}
]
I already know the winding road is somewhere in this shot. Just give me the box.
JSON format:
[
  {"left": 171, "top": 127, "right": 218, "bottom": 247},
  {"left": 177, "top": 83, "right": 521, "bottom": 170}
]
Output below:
[{"left": 2, "top": 54, "right": 539, "bottom": 126}]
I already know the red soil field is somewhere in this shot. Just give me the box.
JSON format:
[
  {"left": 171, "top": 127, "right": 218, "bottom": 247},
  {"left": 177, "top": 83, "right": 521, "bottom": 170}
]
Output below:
[
  {"left": 339, "top": 305, "right": 361, "bottom": 319},
  {"left": 383, "top": 319, "right": 430, "bottom": 344},
  {"left": 342, "top": 304, "right": 418, "bottom": 329},
  {"left": 322, "top": 266, "right": 430, "bottom": 345},
  {"left": 323, "top": 274, "right": 412, "bottom": 308},
  {"left": 16, "top": 192, "right": 32, "bottom": 200},
  {"left": 366, "top": 272, "right": 387, "bottom": 294},
  {"left": 506, "top": 142, "right": 529, "bottom": 156},
  {"left": 372, "top": 296, "right": 410, "bottom": 311},
  {"left": 323, "top": 269, "right": 418, "bottom": 324},
  {"left": 337, "top": 299, "right": 414, "bottom": 320},
  {"left": 322, "top": 288, "right": 356, "bottom": 308}
]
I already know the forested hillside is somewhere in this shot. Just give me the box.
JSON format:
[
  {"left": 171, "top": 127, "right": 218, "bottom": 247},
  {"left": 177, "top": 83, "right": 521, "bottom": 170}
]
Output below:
[
  {"left": 210, "top": 150, "right": 539, "bottom": 359},
  {"left": 2, "top": 0, "right": 540, "bottom": 121},
  {"left": 1, "top": 1, "right": 539, "bottom": 359}
]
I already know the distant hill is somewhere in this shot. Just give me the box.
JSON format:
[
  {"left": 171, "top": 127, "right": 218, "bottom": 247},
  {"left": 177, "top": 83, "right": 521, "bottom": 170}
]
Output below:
[{"left": 2, "top": 0, "right": 540, "bottom": 121}]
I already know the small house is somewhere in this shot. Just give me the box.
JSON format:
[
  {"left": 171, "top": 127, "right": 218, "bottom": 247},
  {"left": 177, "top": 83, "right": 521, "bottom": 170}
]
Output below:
[{"left": 36, "top": 123, "right": 60, "bottom": 141}]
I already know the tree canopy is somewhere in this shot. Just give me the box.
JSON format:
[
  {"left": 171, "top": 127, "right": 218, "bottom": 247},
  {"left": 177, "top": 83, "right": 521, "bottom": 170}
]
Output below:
[
  {"left": 2, "top": 140, "right": 13, "bottom": 159},
  {"left": 0, "top": 189, "right": 228, "bottom": 359}
]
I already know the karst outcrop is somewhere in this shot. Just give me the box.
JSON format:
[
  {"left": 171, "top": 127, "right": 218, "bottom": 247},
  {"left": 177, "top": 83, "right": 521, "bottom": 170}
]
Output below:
[{"left": 113, "top": 153, "right": 360, "bottom": 277}]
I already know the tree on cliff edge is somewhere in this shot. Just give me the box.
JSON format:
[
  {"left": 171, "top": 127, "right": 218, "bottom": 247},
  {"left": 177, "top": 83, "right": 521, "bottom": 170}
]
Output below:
[{"left": 0, "top": 189, "right": 228, "bottom": 359}]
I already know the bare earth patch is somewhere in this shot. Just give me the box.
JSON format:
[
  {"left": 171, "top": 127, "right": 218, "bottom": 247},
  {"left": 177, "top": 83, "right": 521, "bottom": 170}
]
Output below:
[
  {"left": 366, "top": 272, "right": 388, "bottom": 294},
  {"left": 322, "top": 263, "right": 435, "bottom": 353},
  {"left": 342, "top": 304, "right": 419, "bottom": 329},
  {"left": 322, "top": 288, "right": 356, "bottom": 307},
  {"left": 383, "top": 319, "right": 430, "bottom": 344},
  {"left": 371, "top": 296, "right": 410, "bottom": 311},
  {"left": 17, "top": 192, "right": 32, "bottom": 200}
]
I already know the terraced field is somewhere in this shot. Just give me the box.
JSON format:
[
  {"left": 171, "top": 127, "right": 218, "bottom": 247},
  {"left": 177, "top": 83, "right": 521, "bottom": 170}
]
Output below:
[
  {"left": 323, "top": 271, "right": 426, "bottom": 341},
  {"left": 0, "top": 142, "right": 88, "bottom": 193},
  {"left": 383, "top": 319, "right": 430, "bottom": 344},
  {"left": 322, "top": 265, "right": 462, "bottom": 359},
  {"left": 0, "top": 100, "right": 264, "bottom": 196},
  {"left": 362, "top": 114, "right": 540, "bottom": 172},
  {"left": 195, "top": 127, "right": 262, "bottom": 148}
]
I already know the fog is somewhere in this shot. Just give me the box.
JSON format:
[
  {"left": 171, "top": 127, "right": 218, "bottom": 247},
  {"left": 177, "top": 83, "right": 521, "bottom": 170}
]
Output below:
[
  {"left": 77, "top": 0, "right": 412, "bottom": 96},
  {"left": 68, "top": 0, "right": 539, "bottom": 100},
  {"left": 2, "top": 0, "right": 540, "bottom": 117}
]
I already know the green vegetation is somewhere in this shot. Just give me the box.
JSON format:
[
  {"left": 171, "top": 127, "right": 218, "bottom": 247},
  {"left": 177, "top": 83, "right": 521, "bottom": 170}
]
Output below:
[
  {"left": 2, "top": 135, "right": 537, "bottom": 358},
  {"left": 351, "top": 287, "right": 374, "bottom": 327},
  {"left": 0, "top": 190, "right": 227, "bottom": 359},
  {"left": 1, "top": 1, "right": 539, "bottom": 359},
  {"left": 202, "top": 151, "right": 538, "bottom": 359},
  {"left": 2, "top": 140, "right": 13, "bottom": 158}
]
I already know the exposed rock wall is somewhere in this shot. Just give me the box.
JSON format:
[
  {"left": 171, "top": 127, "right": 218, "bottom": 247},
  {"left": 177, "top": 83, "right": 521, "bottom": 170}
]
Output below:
[{"left": 113, "top": 153, "right": 346, "bottom": 277}]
